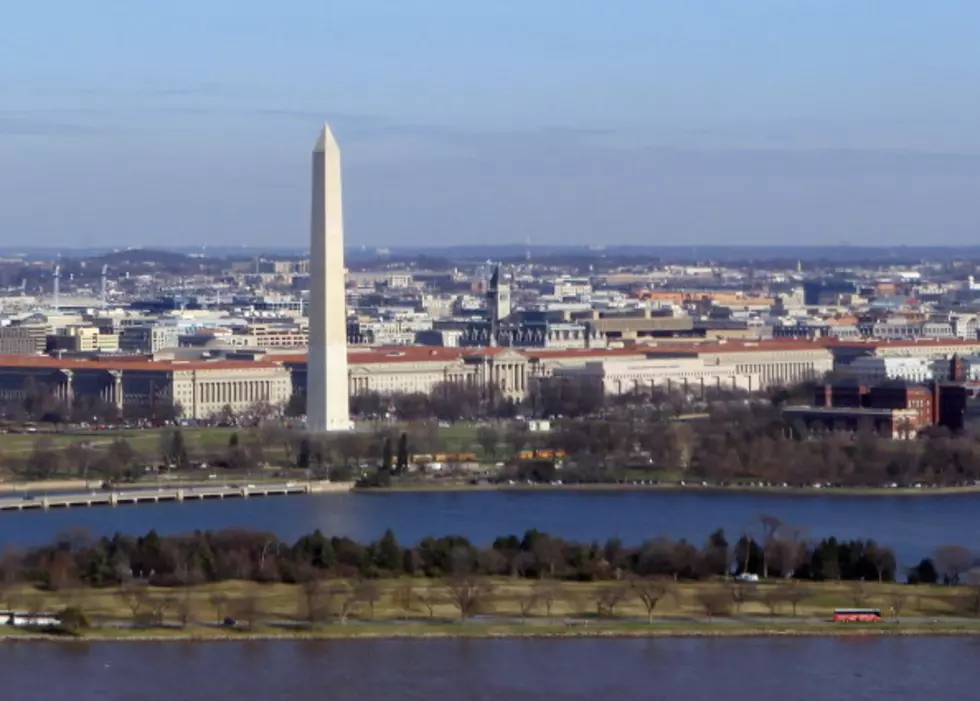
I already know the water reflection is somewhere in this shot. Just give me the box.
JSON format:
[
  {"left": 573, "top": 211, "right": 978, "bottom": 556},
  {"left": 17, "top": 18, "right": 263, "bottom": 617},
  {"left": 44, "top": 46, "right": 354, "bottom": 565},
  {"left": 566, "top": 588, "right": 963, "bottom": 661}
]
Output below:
[{"left": 1, "top": 638, "right": 978, "bottom": 700}]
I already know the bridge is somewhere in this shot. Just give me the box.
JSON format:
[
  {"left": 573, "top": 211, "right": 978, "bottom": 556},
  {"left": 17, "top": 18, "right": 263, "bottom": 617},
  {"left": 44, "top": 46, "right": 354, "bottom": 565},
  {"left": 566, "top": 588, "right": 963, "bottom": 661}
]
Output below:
[{"left": 0, "top": 483, "right": 315, "bottom": 512}]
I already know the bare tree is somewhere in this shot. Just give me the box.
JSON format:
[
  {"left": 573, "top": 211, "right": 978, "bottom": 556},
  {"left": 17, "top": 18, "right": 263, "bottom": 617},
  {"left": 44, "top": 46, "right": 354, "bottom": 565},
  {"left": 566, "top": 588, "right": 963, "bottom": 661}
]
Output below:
[
  {"left": 230, "top": 586, "right": 263, "bottom": 631},
  {"left": 766, "top": 530, "right": 807, "bottom": 579},
  {"left": 758, "top": 515, "right": 782, "bottom": 579},
  {"left": 118, "top": 581, "right": 151, "bottom": 624},
  {"left": 590, "top": 581, "right": 631, "bottom": 618},
  {"left": 730, "top": 581, "right": 757, "bottom": 614},
  {"left": 330, "top": 581, "right": 360, "bottom": 624},
  {"left": 299, "top": 575, "right": 332, "bottom": 626},
  {"left": 933, "top": 545, "right": 973, "bottom": 584},
  {"left": 515, "top": 587, "right": 540, "bottom": 623},
  {"left": 533, "top": 579, "right": 562, "bottom": 617},
  {"left": 175, "top": 590, "right": 197, "bottom": 628},
  {"left": 391, "top": 579, "right": 417, "bottom": 620},
  {"left": 782, "top": 584, "right": 811, "bottom": 616},
  {"left": 758, "top": 586, "right": 786, "bottom": 617},
  {"left": 629, "top": 576, "right": 671, "bottom": 623},
  {"left": 868, "top": 545, "right": 896, "bottom": 584},
  {"left": 414, "top": 586, "right": 443, "bottom": 619},
  {"left": 0, "top": 547, "right": 23, "bottom": 610},
  {"left": 148, "top": 594, "right": 172, "bottom": 626},
  {"left": 353, "top": 579, "right": 382, "bottom": 620},
  {"left": 442, "top": 575, "right": 495, "bottom": 621},
  {"left": 696, "top": 587, "right": 732, "bottom": 621}
]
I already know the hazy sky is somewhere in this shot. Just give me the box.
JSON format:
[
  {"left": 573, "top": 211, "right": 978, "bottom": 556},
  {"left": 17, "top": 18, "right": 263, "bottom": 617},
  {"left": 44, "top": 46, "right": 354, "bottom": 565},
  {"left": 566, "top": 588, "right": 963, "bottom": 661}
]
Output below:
[{"left": 4, "top": 1, "right": 980, "bottom": 249}]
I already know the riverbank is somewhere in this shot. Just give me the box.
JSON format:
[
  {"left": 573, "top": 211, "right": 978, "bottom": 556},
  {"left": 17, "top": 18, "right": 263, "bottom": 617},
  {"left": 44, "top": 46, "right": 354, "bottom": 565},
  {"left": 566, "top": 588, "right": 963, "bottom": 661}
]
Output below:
[
  {"left": 357, "top": 480, "right": 980, "bottom": 497},
  {"left": 7, "top": 619, "right": 980, "bottom": 643},
  {"left": 4, "top": 477, "right": 974, "bottom": 498}
]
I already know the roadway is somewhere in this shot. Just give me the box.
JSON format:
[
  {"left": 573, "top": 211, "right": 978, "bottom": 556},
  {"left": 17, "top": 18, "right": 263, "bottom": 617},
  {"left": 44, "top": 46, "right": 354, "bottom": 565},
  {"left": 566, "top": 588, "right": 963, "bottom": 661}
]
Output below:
[{"left": 0, "top": 482, "right": 320, "bottom": 511}]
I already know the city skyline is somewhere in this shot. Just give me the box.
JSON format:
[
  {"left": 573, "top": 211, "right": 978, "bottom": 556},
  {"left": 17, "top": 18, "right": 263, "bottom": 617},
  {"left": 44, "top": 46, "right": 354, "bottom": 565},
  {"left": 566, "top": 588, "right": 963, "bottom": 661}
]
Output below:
[{"left": 4, "top": 2, "right": 980, "bottom": 248}]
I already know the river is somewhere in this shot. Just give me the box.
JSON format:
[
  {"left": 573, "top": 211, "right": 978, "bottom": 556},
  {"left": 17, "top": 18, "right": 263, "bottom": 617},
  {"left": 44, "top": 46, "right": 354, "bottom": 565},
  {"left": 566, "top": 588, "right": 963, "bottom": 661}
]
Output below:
[
  {"left": 2, "top": 490, "right": 979, "bottom": 564},
  {"left": 2, "top": 637, "right": 976, "bottom": 700}
]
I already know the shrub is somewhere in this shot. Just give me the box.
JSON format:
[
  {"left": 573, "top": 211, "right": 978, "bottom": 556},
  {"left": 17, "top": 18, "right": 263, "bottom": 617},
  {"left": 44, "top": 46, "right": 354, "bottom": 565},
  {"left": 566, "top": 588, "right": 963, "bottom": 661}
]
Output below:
[{"left": 56, "top": 606, "right": 90, "bottom": 635}]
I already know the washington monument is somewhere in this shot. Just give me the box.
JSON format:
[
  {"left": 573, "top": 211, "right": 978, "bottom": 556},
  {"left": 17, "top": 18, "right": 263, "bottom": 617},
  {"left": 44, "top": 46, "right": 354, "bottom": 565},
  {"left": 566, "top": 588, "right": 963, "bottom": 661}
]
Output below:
[{"left": 306, "top": 124, "right": 351, "bottom": 432}]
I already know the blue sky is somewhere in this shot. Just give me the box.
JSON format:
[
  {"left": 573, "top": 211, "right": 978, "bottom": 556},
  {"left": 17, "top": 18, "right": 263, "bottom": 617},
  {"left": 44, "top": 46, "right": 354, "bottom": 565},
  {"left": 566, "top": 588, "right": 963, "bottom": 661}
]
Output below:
[{"left": 3, "top": 1, "right": 980, "bottom": 248}]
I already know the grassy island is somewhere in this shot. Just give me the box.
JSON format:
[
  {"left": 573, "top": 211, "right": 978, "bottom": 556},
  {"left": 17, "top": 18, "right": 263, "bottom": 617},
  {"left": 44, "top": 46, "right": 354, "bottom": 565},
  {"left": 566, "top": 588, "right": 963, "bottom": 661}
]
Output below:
[
  {"left": 5, "top": 579, "right": 980, "bottom": 642},
  {"left": 2, "top": 524, "right": 979, "bottom": 643}
]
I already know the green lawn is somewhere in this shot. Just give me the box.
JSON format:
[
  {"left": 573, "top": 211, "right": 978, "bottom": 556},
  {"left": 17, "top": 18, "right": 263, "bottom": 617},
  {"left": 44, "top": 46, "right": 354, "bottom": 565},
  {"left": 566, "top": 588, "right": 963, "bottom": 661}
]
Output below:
[
  {"left": 0, "top": 422, "right": 517, "bottom": 482},
  {"left": 0, "top": 427, "right": 240, "bottom": 456},
  {"left": 355, "top": 420, "right": 515, "bottom": 459},
  {"left": 0, "top": 428, "right": 247, "bottom": 455}
]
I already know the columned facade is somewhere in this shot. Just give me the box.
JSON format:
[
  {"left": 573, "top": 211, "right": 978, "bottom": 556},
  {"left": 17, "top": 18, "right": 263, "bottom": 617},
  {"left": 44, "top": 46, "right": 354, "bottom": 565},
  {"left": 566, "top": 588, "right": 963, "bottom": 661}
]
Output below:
[{"left": 0, "top": 358, "right": 291, "bottom": 420}]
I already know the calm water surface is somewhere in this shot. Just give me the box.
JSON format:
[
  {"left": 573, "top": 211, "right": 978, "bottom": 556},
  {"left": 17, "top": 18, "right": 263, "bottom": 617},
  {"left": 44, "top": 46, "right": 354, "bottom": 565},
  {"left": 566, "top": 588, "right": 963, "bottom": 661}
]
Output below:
[
  {"left": 1, "top": 637, "right": 977, "bottom": 700},
  {"left": 2, "top": 490, "right": 979, "bottom": 563}
]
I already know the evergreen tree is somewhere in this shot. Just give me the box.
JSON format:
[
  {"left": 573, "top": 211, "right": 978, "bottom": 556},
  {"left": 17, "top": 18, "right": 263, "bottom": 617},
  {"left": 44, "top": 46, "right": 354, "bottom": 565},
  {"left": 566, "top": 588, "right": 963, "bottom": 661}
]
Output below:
[
  {"left": 297, "top": 438, "right": 311, "bottom": 468},
  {"left": 160, "top": 429, "right": 188, "bottom": 468},
  {"left": 294, "top": 529, "right": 336, "bottom": 569},
  {"left": 374, "top": 529, "right": 403, "bottom": 573},
  {"left": 229, "top": 432, "right": 239, "bottom": 448},
  {"left": 382, "top": 437, "right": 393, "bottom": 472},
  {"left": 702, "top": 528, "right": 730, "bottom": 576},
  {"left": 396, "top": 433, "right": 409, "bottom": 473}
]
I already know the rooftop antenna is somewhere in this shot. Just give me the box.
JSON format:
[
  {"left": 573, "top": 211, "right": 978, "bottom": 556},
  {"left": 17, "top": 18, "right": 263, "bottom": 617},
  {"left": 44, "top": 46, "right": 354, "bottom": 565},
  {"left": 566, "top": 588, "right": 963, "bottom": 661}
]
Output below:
[
  {"left": 100, "top": 264, "right": 108, "bottom": 309},
  {"left": 53, "top": 265, "right": 61, "bottom": 311}
]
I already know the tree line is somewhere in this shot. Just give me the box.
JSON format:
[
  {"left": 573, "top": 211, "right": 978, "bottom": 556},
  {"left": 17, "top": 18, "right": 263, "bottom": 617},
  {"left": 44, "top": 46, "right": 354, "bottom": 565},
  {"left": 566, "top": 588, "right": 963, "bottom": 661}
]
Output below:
[
  {"left": 498, "top": 399, "right": 980, "bottom": 487},
  {"left": 17, "top": 409, "right": 980, "bottom": 490},
  {"left": 12, "top": 372, "right": 980, "bottom": 487},
  {"left": 8, "top": 524, "right": 974, "bottom": 593},
  {"left": 7, "top": 526, "right": 980, "bottom": 630}
]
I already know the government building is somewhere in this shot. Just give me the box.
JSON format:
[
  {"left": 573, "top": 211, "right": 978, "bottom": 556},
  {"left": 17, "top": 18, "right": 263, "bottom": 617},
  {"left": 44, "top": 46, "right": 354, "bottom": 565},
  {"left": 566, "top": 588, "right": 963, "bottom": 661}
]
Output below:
[
  {"left": 0, "top": 355, "right": 293, "bottom": 420},
  {"left": 0, "top": 338, "right": 850, "bottom": 419}
]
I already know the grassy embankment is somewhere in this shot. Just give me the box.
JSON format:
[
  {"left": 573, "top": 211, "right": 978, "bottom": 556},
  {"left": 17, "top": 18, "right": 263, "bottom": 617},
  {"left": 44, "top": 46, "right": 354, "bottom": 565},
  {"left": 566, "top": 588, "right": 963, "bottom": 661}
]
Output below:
[
  {"left": 0, "top": 424, "right": 490, "bottom": 487},
  {"left": 5, "top": 579, "right": 979, "bottom": 641},
  {"left": 0, "top": 427, "right": 238, "bottom": 457},
  {"left": 0, "top": 423, "right": 487, "bottom": 461},
  {"left": 0, "top": 427, "right": 299, "bottom": 488}
]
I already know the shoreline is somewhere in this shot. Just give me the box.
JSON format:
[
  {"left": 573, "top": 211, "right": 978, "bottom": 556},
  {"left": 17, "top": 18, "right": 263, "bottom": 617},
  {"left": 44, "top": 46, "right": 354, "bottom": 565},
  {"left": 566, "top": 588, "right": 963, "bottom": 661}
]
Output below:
[
  {"left": 6, "top": 622, "right": 980, "bottom": 643},
  {"left": 356, "top": 482, "right": 980, "bottom": 498},
  {"left": 2, "top": 479, "right": 978, "bottom": 501}
]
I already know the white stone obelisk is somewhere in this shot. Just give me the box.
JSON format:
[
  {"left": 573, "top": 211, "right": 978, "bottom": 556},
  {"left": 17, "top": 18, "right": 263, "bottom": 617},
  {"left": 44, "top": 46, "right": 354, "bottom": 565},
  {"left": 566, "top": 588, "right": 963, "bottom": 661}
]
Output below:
[{"left": 306, "top": 123, "right": 351, "bottom": 432}]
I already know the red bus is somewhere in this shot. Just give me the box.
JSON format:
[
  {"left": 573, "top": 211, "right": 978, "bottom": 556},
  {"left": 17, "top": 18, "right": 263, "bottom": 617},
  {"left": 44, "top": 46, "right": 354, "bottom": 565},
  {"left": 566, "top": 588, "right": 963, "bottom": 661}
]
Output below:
[{"left": 833, "top": 608, "right": 882, "bottom": 623}]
